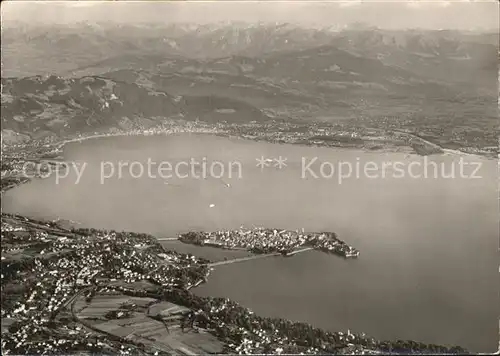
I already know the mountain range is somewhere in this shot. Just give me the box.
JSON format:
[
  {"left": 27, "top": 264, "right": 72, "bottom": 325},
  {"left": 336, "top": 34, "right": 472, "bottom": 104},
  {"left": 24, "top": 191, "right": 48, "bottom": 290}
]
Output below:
[{"left": 1, "top": 23, "right": 498, "bottom": 151}]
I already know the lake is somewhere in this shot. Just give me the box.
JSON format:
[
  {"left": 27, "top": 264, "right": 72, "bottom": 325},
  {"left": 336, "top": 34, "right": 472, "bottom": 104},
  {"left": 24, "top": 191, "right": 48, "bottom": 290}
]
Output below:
[{"left": 2, "top": 133, "right": 498, "bottom": 352}]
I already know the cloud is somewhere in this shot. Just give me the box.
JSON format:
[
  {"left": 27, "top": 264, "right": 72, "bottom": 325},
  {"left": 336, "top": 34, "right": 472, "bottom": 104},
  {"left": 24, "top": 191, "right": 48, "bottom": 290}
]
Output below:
[{"left": 1, "top": 0, "right": 497, "bottom": 30}]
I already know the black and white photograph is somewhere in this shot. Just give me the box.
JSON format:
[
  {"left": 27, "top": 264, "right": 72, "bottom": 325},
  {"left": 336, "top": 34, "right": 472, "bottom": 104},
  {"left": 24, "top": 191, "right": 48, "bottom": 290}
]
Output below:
[{"left": 1, "top": 0, "right": 499, "bottom": 354}]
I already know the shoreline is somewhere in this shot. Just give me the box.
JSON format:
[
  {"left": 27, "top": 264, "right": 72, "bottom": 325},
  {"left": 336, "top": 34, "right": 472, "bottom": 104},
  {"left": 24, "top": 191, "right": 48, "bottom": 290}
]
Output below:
[
  {"left": 0, "top": 122, "right": 488, "bottom": 354},
  {"left": 1, "top": 123, "right": 492, "bottom": 203},
  {"left": 54, "top": 130, "right": 496, "bottom": 161}
]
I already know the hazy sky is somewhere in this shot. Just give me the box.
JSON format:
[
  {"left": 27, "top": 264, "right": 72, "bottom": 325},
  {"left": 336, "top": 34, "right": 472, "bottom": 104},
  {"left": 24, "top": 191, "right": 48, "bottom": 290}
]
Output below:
[{"left": 1, "top": 1, "right": 499, "bottom": 30}]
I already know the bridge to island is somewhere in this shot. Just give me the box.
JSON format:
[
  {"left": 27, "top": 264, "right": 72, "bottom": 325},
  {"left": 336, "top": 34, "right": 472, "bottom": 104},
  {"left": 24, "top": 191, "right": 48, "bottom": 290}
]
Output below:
[
  {"left": 208, "top": 247, "right": 314, "bottom": 267},
  {"left": 157, "top": 236, "right": 315, "bottom": 267}
]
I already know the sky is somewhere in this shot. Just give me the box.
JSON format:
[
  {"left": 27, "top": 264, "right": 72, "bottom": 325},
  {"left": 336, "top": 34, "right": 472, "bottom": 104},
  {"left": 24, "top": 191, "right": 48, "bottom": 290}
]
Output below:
[{"left": 1, "top": 0, "right": 499, "bottom": 30}]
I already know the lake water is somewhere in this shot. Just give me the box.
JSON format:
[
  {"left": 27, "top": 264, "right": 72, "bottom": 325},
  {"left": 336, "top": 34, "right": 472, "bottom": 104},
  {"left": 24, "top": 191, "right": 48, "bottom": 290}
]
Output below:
[{"left": 2, "top": 134, "right": 498, "bottom": 352}]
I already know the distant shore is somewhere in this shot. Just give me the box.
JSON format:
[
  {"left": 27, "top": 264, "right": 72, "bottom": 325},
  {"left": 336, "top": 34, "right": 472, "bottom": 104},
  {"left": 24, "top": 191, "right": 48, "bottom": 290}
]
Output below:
[{"left": 3, "top": 119, "right": 494, "bottom": 165}]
